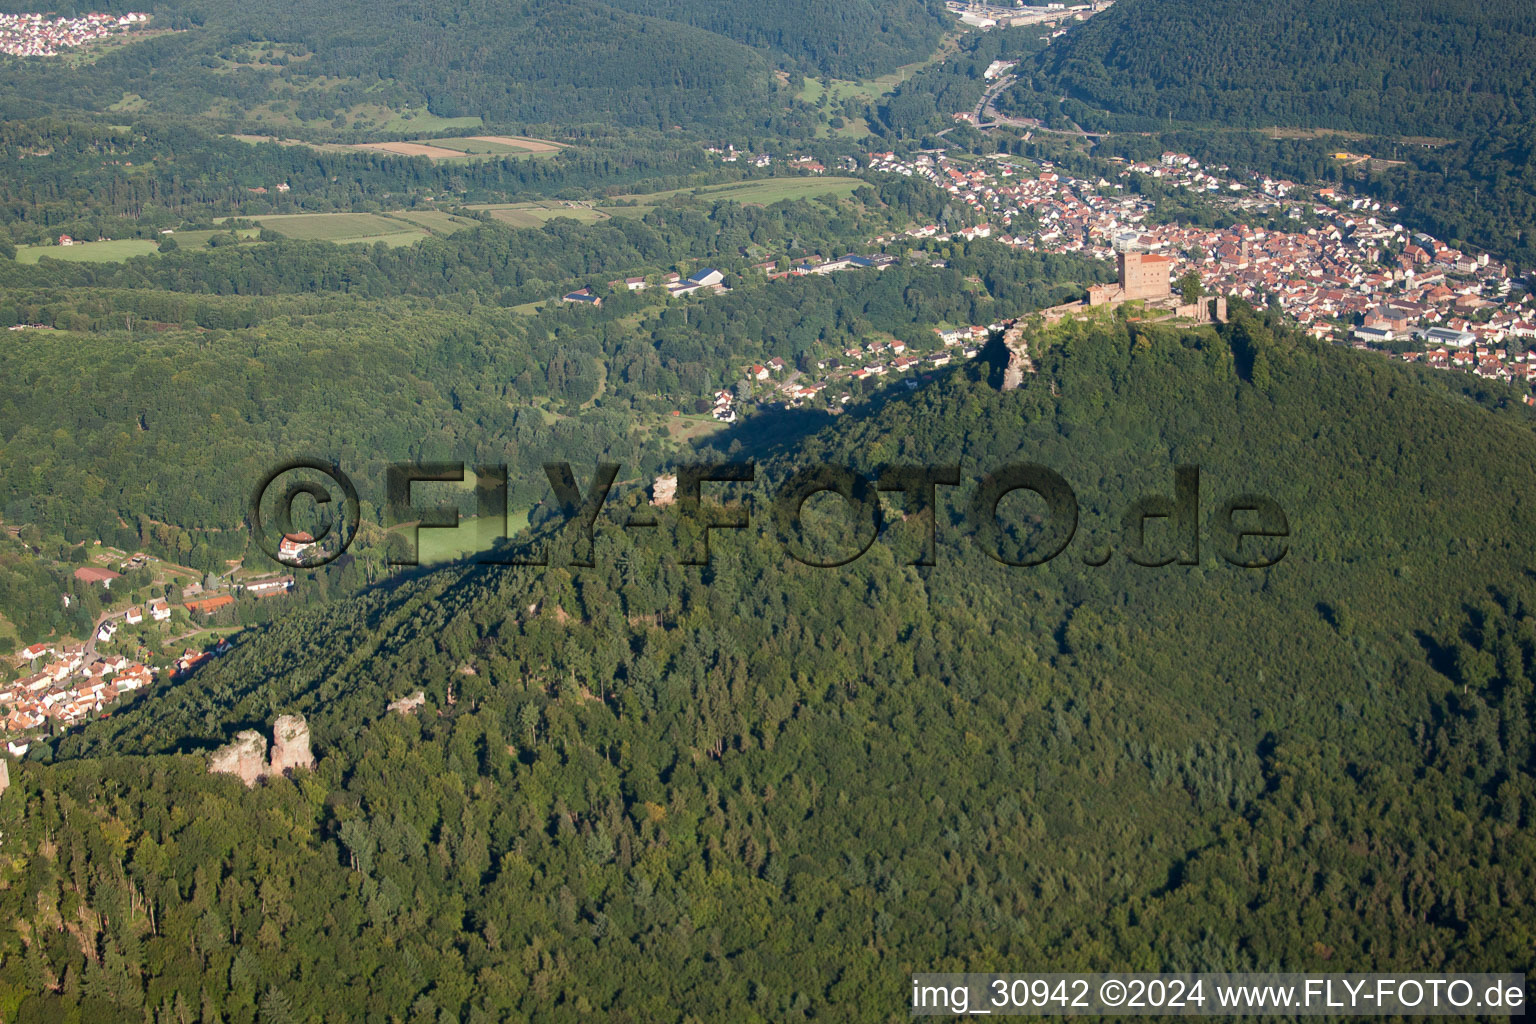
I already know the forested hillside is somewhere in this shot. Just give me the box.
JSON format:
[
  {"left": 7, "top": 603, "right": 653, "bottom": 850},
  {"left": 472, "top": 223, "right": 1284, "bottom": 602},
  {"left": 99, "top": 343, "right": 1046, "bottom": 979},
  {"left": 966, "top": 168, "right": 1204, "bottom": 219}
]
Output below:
[
  {"left": 605, "top": 0, "right": 948, "bottom": 80},
  {"left": 1022, "top": 0, "right": 1536, "bottom": 137},
  {"left": 0, "top": 119, "right": 716, "bottom": 247},
  {"left": 0, "top": 178, "right": 1103, "bottom": 579},
  {"left": 0, "top": 0, "right": 948, "bottom": 131},
  {"left": 4, "top": 310, "right": 1533, "bottom": 1019}
]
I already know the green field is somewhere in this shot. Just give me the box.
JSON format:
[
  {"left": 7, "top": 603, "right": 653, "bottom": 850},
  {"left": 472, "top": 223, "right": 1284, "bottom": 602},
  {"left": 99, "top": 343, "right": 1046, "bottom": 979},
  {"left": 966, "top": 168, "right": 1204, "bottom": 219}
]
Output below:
[
  {"left": 165, "top": 227, "right": 262, "bottom": 247},
  {"left": 220, "top": 102, "right": 481, "bottom": 137},
  {"left": 16, "top": 239, "right": 159, "bottom": 264},
  {"left": 797, "top": 76, "right": 894, "bottom": 104},
  {"left": 246, "top": 213, "right": 428, "bottom": 245},
  {"left": 406, "top": 510, "right": 533, "bottom": 564},
  {"left": 466, "top": 202, "right": 610, "bottom": 228},
  {"left": 601, "top": 177, "right": 864, "bottom": 208},
  {"left": 383, "top": 210, "right": 479, "bottom": 234}
]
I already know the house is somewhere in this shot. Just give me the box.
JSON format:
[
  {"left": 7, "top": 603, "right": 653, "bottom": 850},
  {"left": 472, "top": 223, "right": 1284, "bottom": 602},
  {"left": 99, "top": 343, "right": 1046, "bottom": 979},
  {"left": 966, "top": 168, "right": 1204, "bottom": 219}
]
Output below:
[
  {"left": 243, "top": 575, "right": 295, "bottom": 597},
  {"left": 562, "top": 288, "right": 601, "bottom": 306},
  {"left": 114, "top": 663, "right": 152, "bottom": 692},
  {"left": 57, "top": 234, "right": 74, "bottom": 246},
  {"left": 19, "top": 643, "right": 52, "bottom": 662},
  {"left": 751, "top": 365, "right": 770, "bottom": 381},
  {"left": 686, "top": 268, "right": 725, "bottom": 288},
  {"left": 184, "top": 594, "right": 235, "bottom": 615},
  {"left": 624, "top": 277, "right": 647, "bottom": 291},
  {"left": 73, "top": 566, "right": 120, "bottom": 588},
  {"left": 278, "top": 531, "right": 314, "bottom": 561},
  {"left": 124, "top": 606, "right": 143, "bottom": 625},
  {"left": 97, "top": 621, "right": 117, "bottom": 643},
  {"left": 175, "top": 649, "right": 212, "bottom": 674},
  {"left": 767, "top": 357, "right": 786, "bottom": 372},
  {"left": 148, "top": 598, "right": 171, "bottom": 622}
]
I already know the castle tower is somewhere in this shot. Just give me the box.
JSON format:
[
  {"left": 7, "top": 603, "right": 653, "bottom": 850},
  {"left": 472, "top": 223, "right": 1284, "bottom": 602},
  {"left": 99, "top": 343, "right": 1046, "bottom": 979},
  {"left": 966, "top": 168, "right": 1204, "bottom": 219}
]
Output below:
[{"left": 1117, "top": 251, "right": 1173, "bottom": 301}]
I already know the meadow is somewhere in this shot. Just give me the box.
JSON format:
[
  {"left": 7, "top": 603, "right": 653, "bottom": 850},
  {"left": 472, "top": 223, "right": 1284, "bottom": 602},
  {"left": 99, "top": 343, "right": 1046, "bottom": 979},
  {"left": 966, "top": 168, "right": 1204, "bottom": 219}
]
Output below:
[
  {"left": 466, "top": 202, "right": 610, "bottom": 228},
  {"left": 600, "top": 176, "right": 863, "bottom": 208},
  {"left": 406, "top": 509, "right": 533, "bottom": 564},
  {"left": 16, "top": 239, "right": 159, "bottom": 263},
  {"left": 243, "top": 212, "right": 429, "bottom": 245}
]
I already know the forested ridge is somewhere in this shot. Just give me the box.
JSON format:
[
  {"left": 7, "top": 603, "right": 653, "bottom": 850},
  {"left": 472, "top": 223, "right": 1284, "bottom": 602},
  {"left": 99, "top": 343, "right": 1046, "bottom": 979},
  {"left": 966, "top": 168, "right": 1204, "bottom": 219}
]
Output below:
[
  {"left": 1, "top": 312, "right": 1532, "bottom": 1020},
  {"left": 1019, "top": 0, "right": 1536, "bottom": 138},
  {"left": 0, "top": 0, "right": 948, "bottom": 131}
]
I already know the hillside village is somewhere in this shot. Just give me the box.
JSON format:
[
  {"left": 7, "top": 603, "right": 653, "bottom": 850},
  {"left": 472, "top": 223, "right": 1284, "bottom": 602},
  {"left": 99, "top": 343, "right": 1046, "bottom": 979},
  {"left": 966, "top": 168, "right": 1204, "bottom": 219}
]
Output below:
[
  {"left": 862, "top": 147, "right": 1535, "bottom": 385},
  {"left": 0, "top": 541, "right": 299, "bottom": 742},
  {"left": 0, "top": 10, "right": 149, "bottom": 57},
  {"left": 624, "top": 139, "right": 1536, "bottom": 421}
]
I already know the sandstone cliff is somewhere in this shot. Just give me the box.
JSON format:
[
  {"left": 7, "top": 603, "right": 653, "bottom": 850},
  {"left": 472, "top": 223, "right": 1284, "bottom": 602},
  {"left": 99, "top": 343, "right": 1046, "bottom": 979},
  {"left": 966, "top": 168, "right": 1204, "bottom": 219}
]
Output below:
[
  {"left": 387, "top": 691, "right": 427, "bottom": 715},
  {"left": 208, "top": 730, "right": 268, "bottom": 787},
  {"left": 269, "top": 714, "right": 315, "bottom": 775},
  {"left": 208, "top": 714, "right": 316, "bottom": 785}
]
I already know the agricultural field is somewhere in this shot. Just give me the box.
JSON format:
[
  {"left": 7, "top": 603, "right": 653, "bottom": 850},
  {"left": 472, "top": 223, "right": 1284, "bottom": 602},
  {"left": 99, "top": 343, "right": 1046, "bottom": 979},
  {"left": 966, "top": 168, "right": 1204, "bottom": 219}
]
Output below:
[
  {"left": 384, "top": 210, "right": 480, "bottom": 235},
  {"left": 413, "top": 135, "right": 563, "bottom": 156},
  {"left": 228, "top": 131, "right": 560, "bottom": 160},
  {"left": 466, "top": 202, "right": 610, "bottom": 228},
  {"left": 15, "top": 239, "right": 159, "bottom": 264},
  {"left": 352, "top": 135, "right": 562, "bottom": 161},
  {"left": 242, "top": 212, "right": 428, "bottom": 246},
  {"left": 165, "top": 227, "right": 262, "bottom": 247},
  {"left": 599, "top": 177, "right": 864, "bottom": 208}
]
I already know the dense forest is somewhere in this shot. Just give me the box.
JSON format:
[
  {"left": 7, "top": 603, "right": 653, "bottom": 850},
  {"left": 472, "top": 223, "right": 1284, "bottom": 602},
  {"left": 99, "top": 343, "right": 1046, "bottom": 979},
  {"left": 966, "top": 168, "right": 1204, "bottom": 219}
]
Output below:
[
  {"left": 0, "top": 175, "right": 1105, "bottom": 584},
  {"left": 0, "top": 0, "right": 948, "bottom": 132},
  {"left": 2, "top": 311, "right": 1532, "bottom": 1019},
  {"left": 1015, "top": 0, "right": 1536, "bottom": 138}
]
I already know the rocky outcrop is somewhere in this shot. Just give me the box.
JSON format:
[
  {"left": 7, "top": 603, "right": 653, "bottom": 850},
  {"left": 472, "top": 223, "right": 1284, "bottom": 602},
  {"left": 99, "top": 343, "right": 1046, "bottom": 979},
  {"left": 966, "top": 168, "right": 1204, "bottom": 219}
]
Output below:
[
  {"left": 651, "top": 473, "right": 678, "bottom": 507},
  {"left": 0, "top": 757, "right": 10, "bottom": 796},
  {"left": 387, "top": 691, "right": 427, "bottom": 715},
  {"left": 209, "top": 714, "right": 315, "bottom": 786},
  {"left": 209, "top": 730, "right": 268, "bottom": 787},
  {"left": 1000, "top": 324, "right": 1035, "bottom": 391},
  {"left": 269, "top": 715, "right": 315, "bottom": 775}
]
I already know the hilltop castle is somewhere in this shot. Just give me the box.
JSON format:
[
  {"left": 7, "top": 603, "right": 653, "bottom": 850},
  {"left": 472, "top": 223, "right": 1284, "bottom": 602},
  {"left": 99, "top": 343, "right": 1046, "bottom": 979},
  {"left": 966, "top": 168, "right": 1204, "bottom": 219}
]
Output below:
[{"left": 1085, "top": 248, "right": 1226, "bottom": 322}]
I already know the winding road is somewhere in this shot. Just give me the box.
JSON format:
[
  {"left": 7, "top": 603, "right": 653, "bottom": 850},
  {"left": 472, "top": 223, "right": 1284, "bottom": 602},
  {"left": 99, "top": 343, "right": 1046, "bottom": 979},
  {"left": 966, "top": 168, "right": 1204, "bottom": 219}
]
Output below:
[{"left": 970, "top": 74, "right": 1103, "bottom": 140}]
